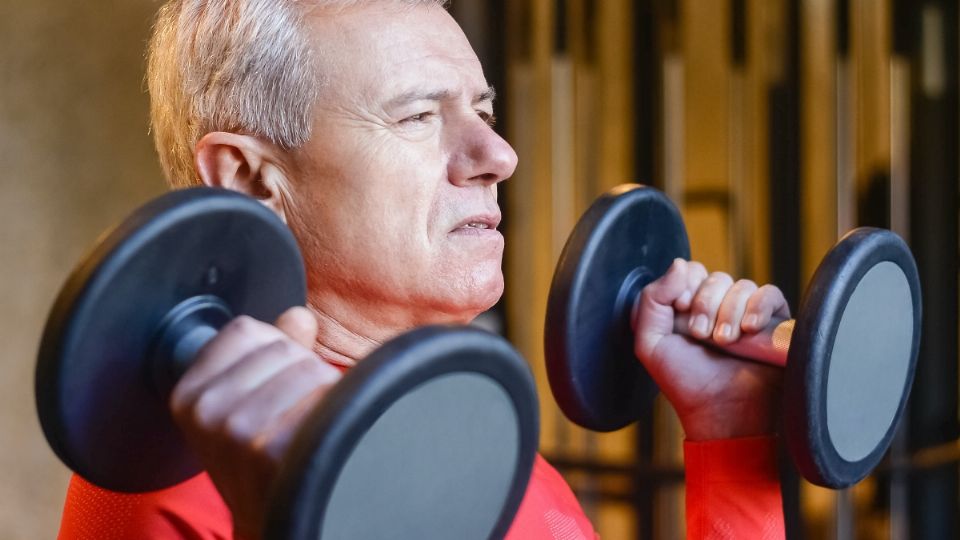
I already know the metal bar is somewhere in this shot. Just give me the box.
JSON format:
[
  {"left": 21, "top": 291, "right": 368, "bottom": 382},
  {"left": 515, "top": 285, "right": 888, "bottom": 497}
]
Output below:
[
  {"left": 770, "top": 1, "right": 804, "bottom": 536},
  {"left": 888, "top": 5, "right": 912, "bottom": 538},
  {"left": 548, "top": 454, "right": 686, "bottom": 481},
  {"left": 671, "top": 315, "right": 793, "bottom": 367},
  {"left": 633, "top": 0, "right": 662, "bottom": 187}
]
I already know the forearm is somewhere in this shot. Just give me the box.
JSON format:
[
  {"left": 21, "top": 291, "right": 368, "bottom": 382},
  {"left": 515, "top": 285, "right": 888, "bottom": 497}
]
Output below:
[{"left": 684, "top": 436, "right": 785, "bottom": 540}]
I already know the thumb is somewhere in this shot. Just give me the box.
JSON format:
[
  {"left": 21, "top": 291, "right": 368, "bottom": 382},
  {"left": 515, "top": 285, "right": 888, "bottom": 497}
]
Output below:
[
  {"left": 631, "top": 258, "right": 689, "bottom": 330},
  {"left": 274, "top": 306, "right": 319, "bottom": 349},
  {"left": 633, "top": 259, "right": 689, "bottom": 361}
]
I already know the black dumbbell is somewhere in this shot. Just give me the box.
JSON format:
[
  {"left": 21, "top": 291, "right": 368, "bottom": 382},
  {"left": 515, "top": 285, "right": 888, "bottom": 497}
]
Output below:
[
  {"left": 545, "top": 184, "right": 921, "bottom": 488},
  {"left": 36, "top": 187, "right": 538, "bottom": 539}
]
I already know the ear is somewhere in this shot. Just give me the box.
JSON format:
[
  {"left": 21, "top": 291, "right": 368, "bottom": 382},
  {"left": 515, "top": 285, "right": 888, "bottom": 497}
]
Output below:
[{"left": 194, "top": 132, "right": 291, "bottom": 222}]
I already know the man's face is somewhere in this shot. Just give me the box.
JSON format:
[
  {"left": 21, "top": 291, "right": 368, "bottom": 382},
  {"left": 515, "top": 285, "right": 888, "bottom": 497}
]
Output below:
[{"left": 284, "top": 4, "right": 517, "bottom": 327}]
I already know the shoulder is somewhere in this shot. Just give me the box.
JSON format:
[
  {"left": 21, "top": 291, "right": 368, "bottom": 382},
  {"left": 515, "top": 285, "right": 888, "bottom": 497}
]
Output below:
[
  {"left": 59, "top": 473, "right": 232, "bottom": 540},
  {"left": 505, "top": 454, "right": 597, "bottom": 540}
]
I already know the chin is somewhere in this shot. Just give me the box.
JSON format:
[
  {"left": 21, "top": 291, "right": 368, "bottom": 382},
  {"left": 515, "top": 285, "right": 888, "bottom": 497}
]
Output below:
[
  {"left": 429, "top": 268, "right": 504, "bottom": 324},
  {"left": 471, "top": 273, "right": 505, "bottom": 312}
]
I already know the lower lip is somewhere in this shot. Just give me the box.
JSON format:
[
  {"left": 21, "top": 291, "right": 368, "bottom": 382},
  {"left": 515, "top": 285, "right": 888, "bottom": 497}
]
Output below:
[{"left": 449, "top": 227, "right": 502, "bottom": 238}]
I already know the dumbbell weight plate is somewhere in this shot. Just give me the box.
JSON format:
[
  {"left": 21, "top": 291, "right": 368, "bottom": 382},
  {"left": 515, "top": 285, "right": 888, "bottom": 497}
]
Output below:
[
  {"left": 36, "top": 188, "right": 306, "bottom": 492},
  {"left": 267, "top": 326, "right": 539, "bottom": 540},
  {"left": 545, "top": 185, "right": 690, "bottom": 431},
  {"left": 786, "top": 228, "right": 921, "bottom": 488}
]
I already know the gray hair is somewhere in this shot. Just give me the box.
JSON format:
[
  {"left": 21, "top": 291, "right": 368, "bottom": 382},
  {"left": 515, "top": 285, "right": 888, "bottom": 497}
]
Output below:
[{"left": 147, "top": 0, "right": 447, "bottom": 187}]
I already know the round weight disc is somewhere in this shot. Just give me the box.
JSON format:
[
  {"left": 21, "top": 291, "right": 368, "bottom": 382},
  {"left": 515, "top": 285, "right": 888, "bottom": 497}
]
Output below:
[
  {"left": 36, "top": 188, "right": 306, "bottom": 492},
  {"left": 266, "top": 326, "right": 539, "bottom": 540},
  {"left": 785, "top": 228, "right": 921, "bottom": 488},
  {"left": 545, "top": 184, "right": 690, "bottom": 431}
]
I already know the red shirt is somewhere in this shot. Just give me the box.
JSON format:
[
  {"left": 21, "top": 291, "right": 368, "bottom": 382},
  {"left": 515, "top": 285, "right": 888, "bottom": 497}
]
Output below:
[
  {"left": 58, "top": 436, "right": 783, "bottom": 539},
  {"left": 684, "top": 436, "right": 785, "bottom": 539}
]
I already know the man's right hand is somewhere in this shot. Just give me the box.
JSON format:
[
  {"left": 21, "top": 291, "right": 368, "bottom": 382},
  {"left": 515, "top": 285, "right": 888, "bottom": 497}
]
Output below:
[
  {"left": 169, "top": 306, "right": 341, "bottom": 539},
  {"left": 632, "top": 259, "right": 786, "bottom": 442}
]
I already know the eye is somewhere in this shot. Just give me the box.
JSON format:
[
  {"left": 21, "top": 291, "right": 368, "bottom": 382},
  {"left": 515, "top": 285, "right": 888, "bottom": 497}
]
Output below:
[
  {"left": 477, "top": 110, "right": 497, "bottom": 127},
  {"left": 400, "top": 111, "right": 435, "bottom": 124}
]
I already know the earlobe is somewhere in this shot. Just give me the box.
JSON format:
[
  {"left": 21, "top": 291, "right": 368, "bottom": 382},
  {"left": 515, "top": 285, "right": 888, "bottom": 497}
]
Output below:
[{"left": 194, "top": 132, "right": 290, "bottom": 223}]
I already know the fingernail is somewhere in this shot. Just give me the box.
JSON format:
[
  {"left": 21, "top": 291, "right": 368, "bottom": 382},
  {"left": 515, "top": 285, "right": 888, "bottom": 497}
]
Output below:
[
  {"left": 693, "top": 314, "right": 709, "bottom": 336},
  {"left": 744, "top": 314, "right": 758, "bottom": 328},
  {"left": 717, "top": 323, "right": 731, "bottom": 340},
  {"left": 678, "top": 290, "right": 692, "bottom": 306}
]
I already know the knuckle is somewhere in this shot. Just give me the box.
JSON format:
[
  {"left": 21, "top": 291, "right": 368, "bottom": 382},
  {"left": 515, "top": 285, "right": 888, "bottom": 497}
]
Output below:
[
  {"left": 169, "top": 386, "right": 192, "bottom": 417},
  {"left": 262, "top": 338, "right": 299, "bottom": 357},
  {"left": 689, "top": 261, "right": 708, "bottom": 276},
  {"left": 692, "top": 296, "right": 712, "bottom": 313},
  {"left": 190, "top": 389, "right": 225, "bottom": 429},
  {"left": 757, "top": 284, "right": 782, "bottom": 299},
  {"left": 732, "top": 279, "right": 758, "bottom": 293},
  {"left": 223, "top": 315, "right": 258, "bottom": 335},
  {"left": 708, "top": 271, "right": 734, "bottom": 285},
  {"left": 291, "top": 357, "right": 339, "bottom": 385},
  {"left": 222, "top": 412, "right": 257, "bottom": 443}
]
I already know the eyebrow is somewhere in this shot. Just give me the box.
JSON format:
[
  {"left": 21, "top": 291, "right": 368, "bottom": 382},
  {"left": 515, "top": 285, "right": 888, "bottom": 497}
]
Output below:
[{"left": 386, "top": 86, "right": 497, "bottom": 108}]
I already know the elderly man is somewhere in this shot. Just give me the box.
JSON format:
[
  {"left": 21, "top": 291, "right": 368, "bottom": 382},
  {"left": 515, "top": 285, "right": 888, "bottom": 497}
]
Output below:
[{"left": 59, "top": 1, "right": 787, "bottom": 538}]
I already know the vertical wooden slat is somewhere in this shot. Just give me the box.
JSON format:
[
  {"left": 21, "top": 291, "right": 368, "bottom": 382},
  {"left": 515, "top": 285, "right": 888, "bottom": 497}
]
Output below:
[
  {"left": 745, "top": 0, "right": 772, "bottom": 284},
  {"left": 801, "top": 0, "right": 838, "bottom": 283},
  {"left": 729, "top": 0, "right": 748, "bottom": 277},
  {"left": 594, "top": 0, "right": 635, "bottom": 193},
  {"left": 682, "top": 0, "right": 733, "bottom": 274},
  {"left": 505, "top": 0, "right": 557, "bottom": 455},
  {"left": 852, "top": 0, "right": 892, "bottom": 234},
  {"left": 662, "top": 1, "right": 685, "bottom": 205},
  {"left": 799, "top": 0, "right": 840, "bottom": 535},
  {"left": 506, "top": 2, "right": 640, "bottom": 536}
]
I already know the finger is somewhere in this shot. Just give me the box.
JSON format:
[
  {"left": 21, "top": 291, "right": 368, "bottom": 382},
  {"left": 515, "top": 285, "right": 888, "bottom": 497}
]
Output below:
[
  {"left": 687, "top": 272, "right": 735, "bottom": 340},
  {"left": 676, "top": 261, "right": 708, "bottom": 311},
  {"left": 174, "top": 316, "right": 287, "bottom": 401},
  {"left": 275, "top": 306, "right": 318, "bottom": 349},
  {"left": 712, "top": 279, "right": 758, "bottom": 345},
  {"left": 742, "top": 284, "right": 791, "bottom": 333},
  {"left": 175, "top": 339, "right": 316, "bottom": 420},
  {"left": 258, "top": 381, "right": 335, "bottom": 460},
  {"left": 221, "top": 358, "right": 340, "bottom": 449}
]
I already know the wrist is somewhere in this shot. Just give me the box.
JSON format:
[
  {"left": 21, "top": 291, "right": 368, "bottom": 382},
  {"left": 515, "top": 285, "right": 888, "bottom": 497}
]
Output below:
[{"left": 680, "top": 406, "right": 777, "bottom": 441}]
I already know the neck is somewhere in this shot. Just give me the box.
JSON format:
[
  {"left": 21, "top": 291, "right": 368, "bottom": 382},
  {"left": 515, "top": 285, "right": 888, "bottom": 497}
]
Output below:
[
  {"left": 306, "top": 290, "right": 473, "bottom": 366},
  {"left": 307, "top": 306, "right": 380, "bottom": 367}
]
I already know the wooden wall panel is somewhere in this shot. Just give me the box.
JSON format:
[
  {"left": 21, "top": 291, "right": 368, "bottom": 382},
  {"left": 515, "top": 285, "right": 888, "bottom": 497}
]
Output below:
[{"left": 505, "top": 1, "right": 639, "bottom": 537}]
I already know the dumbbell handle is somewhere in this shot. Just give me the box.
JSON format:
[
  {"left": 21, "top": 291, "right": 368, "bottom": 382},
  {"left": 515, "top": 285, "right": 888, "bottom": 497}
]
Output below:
[
  {"left": 672, "top": 313, "right": 795, "bottom": 368},
  {"left": 151, "top": 295, "right": 234, "bottom": 394}
]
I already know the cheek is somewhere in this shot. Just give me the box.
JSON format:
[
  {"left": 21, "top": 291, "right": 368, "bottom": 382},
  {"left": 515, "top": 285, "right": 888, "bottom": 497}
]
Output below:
[
  {"left": 291, "top": 130, "right": 451, "bottom": 287},
  {"left": 297, "top": 193, "right": 433, "bottom": 284}
]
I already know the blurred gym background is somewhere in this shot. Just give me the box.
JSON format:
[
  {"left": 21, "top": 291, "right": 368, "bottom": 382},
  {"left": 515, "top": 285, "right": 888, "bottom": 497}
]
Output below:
[{"left": 0, "top": 1, "right": 956, "bottom": 538}]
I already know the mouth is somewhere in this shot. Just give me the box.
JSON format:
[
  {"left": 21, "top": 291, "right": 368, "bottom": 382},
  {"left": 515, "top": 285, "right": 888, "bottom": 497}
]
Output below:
[{"left": 451, "top": 213, "right": 502, "bottom": 233}]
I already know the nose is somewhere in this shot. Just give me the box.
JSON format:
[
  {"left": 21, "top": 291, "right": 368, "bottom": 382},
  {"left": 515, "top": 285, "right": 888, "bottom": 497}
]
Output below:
[{"left": 447, "top": 116, "right": 518, "bottom": 187}]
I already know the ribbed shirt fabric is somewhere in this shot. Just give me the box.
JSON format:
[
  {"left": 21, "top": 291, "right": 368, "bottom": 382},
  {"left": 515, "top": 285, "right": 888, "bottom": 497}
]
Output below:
[
  {"left": 59, "top": 436, "right": 782, "bottom": 539},
  {"left": 684, "top": 436, "right": 785, "bottom": 540}
]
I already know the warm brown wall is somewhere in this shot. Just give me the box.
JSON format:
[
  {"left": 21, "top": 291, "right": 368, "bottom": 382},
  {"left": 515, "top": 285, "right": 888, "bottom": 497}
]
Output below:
[{"left": 0, "top": 2, "right": 165, "bottom": 537}]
